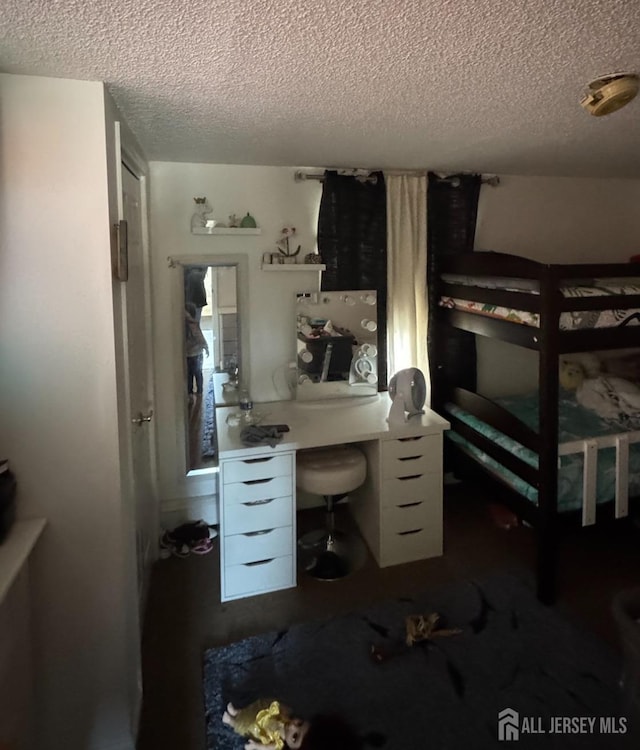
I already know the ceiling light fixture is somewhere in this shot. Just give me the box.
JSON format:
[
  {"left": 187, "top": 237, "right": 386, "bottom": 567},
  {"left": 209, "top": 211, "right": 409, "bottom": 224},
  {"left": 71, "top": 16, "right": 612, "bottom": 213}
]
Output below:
[{"left": 580, "top": 72, "right": 639, "bottom": 117}]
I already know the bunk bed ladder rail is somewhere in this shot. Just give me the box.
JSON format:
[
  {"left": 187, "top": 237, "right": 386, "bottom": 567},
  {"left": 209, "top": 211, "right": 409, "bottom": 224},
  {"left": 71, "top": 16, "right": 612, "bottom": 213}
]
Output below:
[{"left": 558, "top": 431, "right": 640, "bottom": 526}]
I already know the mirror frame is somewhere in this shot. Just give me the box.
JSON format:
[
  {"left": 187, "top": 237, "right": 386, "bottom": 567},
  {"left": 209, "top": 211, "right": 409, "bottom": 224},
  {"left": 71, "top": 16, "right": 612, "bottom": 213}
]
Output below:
[{"left": 172, "top": 253, "right": 251, "bottom": 484}]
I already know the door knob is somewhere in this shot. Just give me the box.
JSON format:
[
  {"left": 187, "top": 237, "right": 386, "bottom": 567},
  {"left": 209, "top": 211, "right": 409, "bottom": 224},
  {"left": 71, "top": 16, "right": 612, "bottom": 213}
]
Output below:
[{"left": 132, "top": 410, "right": 154, "bottom": 426}]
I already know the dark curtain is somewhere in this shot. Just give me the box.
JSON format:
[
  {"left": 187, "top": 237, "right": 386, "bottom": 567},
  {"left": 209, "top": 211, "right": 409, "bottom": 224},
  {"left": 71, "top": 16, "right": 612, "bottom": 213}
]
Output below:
[
  {"left": 427, "top": 172, "right": 482, "bottom": 402},
  {"left": 318, "top": 170, "right": 388, "bottom": 389}
]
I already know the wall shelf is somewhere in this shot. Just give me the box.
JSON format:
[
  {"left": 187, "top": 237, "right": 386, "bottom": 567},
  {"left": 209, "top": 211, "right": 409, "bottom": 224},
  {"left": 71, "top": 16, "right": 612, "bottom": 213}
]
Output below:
[
  {"left": 192, "top": 227, "right": 261, "bottom": 236},
  {"left": 261, "top": 263, "right": 326, "bottom": 272}
]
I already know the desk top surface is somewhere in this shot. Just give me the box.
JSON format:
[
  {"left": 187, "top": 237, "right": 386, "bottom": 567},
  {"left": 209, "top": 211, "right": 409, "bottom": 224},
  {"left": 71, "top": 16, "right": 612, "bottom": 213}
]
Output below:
[{"left": 216, "top": 394, "right": 450, "bottom": 459}]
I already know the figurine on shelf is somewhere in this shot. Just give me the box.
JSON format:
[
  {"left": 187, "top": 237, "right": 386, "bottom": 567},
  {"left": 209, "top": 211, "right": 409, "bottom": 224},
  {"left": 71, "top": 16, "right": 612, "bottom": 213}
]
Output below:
[
  {"left": 276, "top": 226, "right": 301, "bottom": 263},
  {"left": 191, "top": 197, "right": 213, "bottom": 231},
  {"left": 240, "top": 212, "right": 258, "bottom": 228},
  {"left": 304, "top": 252, "right": 323, "bottom": 264},
  {"left": 228, "top": 213, "right": 241, "bottom": 228}
]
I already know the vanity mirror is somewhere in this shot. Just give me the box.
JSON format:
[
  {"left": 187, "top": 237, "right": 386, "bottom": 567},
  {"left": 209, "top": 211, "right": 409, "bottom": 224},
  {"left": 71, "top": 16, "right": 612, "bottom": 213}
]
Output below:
[{"left": 295, "top": 290, "right": 379, "bottom": 401}]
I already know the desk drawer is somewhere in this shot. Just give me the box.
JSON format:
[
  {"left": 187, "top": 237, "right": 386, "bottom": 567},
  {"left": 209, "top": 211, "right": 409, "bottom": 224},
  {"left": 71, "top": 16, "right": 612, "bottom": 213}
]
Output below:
[
  {"left": 223, "top": 454, "right": 292, "bottom": 484},
  {"left": 382, "top": 435, "right": 441, "bottom": 478},
  {"left": 223, "top": 475, "right": 293, "bottom": 506},
  {"left": 224, "top": 555, "right": 294, "bottom": 600},
  {"left": 380, "top": 526, "right": 442, "bottom": 566},
  {"left": 224, "top": 526, "right": 293, "bottom": 566},
  {"left": 383, "top": 435, "right": 434, "bottom": 460},
  {"left": 382, "top": 451, "right": 437, "bottom": 479},
  {"left": 224, "top": 495, "right": 292, "bottom": 535},
  {"left": 381, "top": 474, "right": 429, "bottom": 506},
  {"left": 382, "top": 500, "right": 431, "bottom": 531}
]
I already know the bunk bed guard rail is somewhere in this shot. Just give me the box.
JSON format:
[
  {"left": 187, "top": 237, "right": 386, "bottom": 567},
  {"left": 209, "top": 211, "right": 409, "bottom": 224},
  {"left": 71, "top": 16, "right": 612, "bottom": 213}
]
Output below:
[{"left": 559, "top": 431, "right": 640, "bottom": 526}]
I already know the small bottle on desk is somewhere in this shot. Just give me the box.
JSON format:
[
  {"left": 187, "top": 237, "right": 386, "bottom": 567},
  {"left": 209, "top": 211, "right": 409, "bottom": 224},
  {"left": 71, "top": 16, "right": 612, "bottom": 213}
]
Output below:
[{"left": 238, "top": 389, "right": 254, "bottom": 424}]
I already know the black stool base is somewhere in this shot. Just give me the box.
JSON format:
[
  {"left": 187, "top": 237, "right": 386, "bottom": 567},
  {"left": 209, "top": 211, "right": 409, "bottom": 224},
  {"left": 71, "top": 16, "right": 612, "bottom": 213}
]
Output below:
[{"left": 298, "top": 530, "right": 367, "bottom": 581}]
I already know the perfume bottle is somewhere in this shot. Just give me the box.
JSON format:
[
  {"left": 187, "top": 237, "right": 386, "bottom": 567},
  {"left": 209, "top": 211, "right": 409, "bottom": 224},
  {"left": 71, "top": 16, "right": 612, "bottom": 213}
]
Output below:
[{"left": 238, "top": 389, "right": 254, "bottom": 423}]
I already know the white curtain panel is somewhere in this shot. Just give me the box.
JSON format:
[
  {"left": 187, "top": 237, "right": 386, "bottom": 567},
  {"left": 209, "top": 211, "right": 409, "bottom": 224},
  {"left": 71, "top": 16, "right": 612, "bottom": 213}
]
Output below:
[{"left": 385, "top": 173, "right": 429, "bottom": 391}]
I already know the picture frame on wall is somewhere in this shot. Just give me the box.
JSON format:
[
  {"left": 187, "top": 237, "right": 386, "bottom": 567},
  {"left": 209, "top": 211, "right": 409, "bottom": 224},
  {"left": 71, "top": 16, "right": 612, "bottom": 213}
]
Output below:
[{"left": 112, "top": 220, "right": 129, "bottom": 281}]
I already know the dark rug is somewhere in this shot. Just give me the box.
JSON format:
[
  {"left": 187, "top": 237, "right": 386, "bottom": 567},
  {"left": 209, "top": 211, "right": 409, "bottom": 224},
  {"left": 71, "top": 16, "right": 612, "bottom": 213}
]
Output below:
[
  {"left": 201, "top": 373, "right": 217, "bottom": 459},
  {"left": 203, "top": 573, "right": 632, "bottom": 749}
]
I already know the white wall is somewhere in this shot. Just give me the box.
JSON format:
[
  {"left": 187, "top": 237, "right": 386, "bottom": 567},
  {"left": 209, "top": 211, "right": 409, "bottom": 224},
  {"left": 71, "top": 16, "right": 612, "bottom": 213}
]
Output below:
[
  {"left": 148, "top": 162, "right": 322, "bottom": 509},
  {"left": 473, "top": 175, "right": 640, "bottom": 397},
  {"left": 0, "top": 74, "right": 137, "bottom": 750}
]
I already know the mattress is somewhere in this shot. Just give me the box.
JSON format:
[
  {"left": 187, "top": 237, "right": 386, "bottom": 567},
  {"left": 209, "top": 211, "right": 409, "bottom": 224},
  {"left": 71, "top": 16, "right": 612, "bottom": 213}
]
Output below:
[
  {"left": 440, "top": 274, "right": 640, "bottom": 330},
  {"left": 445, "top": 390, "right": 640, "bottom": 512},
  {"left": 440, "top": 296, "right": 640, "bottom": 330},
  {"left": 441, "top": 273, "right": 640, "bottom": 295}
]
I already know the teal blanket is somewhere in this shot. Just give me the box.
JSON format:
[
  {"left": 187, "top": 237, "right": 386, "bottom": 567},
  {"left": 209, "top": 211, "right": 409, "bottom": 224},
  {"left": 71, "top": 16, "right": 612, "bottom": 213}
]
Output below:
[{"left": 446, "top": 389, "right": 640, "bottom": 512}]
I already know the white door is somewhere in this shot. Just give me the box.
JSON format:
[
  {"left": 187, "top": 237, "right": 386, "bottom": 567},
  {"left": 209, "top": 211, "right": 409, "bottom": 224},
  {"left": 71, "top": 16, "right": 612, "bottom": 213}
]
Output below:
[{"left": 122, "top": 163, "right": 157, "bottom": 608}]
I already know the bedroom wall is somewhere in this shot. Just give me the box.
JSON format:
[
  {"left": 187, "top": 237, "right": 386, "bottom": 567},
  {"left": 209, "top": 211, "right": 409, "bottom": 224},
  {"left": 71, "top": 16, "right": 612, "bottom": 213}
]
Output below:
[
  {"left": 149, "top": 162, "right": 323, "bottom": 511},
  {"left": 0, "top": 74, "right": 137, "bottom": 750},
  {"left": 473, "top": 175, "right": 640, "bottom": 397}
]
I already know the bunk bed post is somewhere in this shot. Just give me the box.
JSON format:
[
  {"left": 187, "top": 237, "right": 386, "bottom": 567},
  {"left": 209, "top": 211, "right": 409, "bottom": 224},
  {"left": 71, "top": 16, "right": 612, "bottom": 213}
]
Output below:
[{"left": 537, "top": 265, "right": 561, "bottom": 604}]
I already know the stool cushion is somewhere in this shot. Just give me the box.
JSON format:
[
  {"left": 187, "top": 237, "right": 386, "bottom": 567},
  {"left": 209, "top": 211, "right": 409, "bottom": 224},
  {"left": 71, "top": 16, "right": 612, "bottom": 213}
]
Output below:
[{"left": 296, "top": 445, "right": 366, "bottom": 496}]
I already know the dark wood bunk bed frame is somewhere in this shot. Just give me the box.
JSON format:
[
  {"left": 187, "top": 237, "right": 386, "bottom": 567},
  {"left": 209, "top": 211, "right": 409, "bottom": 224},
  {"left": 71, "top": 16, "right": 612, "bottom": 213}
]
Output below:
[{"left": 431, "top": 251, "right": 640, "bottom": 604}]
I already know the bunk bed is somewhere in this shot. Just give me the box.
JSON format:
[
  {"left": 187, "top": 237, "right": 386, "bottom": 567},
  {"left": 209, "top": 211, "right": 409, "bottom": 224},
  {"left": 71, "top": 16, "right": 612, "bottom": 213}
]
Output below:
[{"left": 431, "top": 251, "right": 640, "bottom": 603}]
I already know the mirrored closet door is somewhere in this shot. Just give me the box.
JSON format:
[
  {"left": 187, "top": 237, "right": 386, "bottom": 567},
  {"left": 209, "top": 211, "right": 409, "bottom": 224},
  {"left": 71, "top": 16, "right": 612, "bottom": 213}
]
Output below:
[{"left": 182, "top": 262, "right": 244, "bottom": 472}]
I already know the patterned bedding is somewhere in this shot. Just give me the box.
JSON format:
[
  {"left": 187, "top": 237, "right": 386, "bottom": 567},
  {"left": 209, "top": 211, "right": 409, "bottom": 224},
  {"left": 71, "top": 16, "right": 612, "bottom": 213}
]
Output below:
[
  {"left": 445, "top": 390, "right": 640, "bottom": 512},
  {"left": 441, "top": 273, "right": 640, "bottom": 295},
  {"left": 440, "top": 296, "right": 640, "bottom": 330},
  {"left": 440, "top": 274, "right": 640, "bottom": 330}
]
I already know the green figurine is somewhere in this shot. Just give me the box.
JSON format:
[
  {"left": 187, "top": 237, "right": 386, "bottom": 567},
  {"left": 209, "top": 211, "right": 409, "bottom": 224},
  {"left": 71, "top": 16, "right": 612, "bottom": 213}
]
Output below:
[{"left": 240, "top": 212, "right": 257, "bottom": 228}]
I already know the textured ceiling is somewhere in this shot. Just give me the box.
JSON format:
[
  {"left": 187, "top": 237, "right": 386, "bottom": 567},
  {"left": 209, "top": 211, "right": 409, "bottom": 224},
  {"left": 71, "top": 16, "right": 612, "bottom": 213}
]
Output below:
[{"left": 2, "top": 0, "right": 640, "bottom": 177}]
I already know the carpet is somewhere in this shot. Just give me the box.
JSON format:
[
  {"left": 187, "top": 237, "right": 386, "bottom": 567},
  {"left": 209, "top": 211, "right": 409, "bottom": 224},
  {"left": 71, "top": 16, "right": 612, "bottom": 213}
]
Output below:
[{"left": 203, "top": 573, "right": 630, "bottom": 750}]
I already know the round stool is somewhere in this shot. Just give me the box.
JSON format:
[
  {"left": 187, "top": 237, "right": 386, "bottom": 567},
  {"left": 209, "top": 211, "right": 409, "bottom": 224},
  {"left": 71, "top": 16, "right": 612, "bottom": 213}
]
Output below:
[{"left": 296, "top": 445, "right": 367, "bottom": 580}]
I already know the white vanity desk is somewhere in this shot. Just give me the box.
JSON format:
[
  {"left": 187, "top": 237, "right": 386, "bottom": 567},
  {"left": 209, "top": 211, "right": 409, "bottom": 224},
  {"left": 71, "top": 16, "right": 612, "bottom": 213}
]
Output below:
[{"left": 216, "top": 394, "right": 450, "bottom": 601}]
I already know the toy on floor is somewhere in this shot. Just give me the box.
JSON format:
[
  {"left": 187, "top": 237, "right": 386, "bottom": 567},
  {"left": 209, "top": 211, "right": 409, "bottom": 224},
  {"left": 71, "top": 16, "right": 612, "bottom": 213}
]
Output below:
[
  {"left": 488, "top": 502, "right": 520, "bottom": 529},
  {"left": 405, "top": 613, "right": 463, "bottom": 645},
  {"left": 223, "top": 700, "right": 306, "bottom": 750},
  {"left": 222, "top": 699, "right": 383, "bottom": 750},
  {"left": 370, "top": 612, "right": 462, "bottom": 663}
]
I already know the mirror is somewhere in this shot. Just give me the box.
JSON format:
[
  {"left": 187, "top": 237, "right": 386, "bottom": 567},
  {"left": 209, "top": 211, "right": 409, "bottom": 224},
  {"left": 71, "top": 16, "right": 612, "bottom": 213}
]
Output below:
[
  {"left": 295, "top": 290, "right": 379, "bottom": 401},
  {"left": 184, "top": 263, "right": 243, "bottom": 471}
]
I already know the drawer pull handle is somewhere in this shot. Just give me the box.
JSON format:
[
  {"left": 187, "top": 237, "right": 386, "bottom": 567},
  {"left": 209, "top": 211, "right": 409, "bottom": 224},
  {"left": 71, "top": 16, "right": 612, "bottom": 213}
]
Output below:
[
  {"left": 398, "top": 474, "right": 423, "bottom": 481},
  {"left": 244, "top": 478, "right": 274, "bottom": 486},
  {"left": 243, "top": 457, "right": 273, "bottom": 464},
  {"left": 244, "top": 558, "right": 274, "bottom": 567},
  {"left": 398, "top": 528, "right": 423, "bottom": 536},
  {"left": 398, "top": 501, "right": 421, "bottom": 509},
  {"left": 244, "top": 529, "right": 274, "bottom": 537},
  {"left": 398, "top": 436, "right": 422, "bottom": 442},
  {"left": 398, "top": 455, "right": 422, "bottom": 462},
  {"left": 244, "top": 498, "right": 275, "bottom": 507}
]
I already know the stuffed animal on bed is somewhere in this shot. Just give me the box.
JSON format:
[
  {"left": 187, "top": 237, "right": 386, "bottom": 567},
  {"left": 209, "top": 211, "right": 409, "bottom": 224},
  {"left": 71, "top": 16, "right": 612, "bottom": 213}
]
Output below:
[
  {"left": 223, "top": 699, "right": 379, "bottom": 750},
  {"left": 559, "top": 359, "right": 640, "bottom": 426}
]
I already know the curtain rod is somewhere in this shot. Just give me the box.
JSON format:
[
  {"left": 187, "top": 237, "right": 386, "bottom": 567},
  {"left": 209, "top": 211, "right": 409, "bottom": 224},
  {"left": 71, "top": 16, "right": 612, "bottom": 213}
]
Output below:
[{"left": 294, "top": 170, "right": 500, "bottom": 187}]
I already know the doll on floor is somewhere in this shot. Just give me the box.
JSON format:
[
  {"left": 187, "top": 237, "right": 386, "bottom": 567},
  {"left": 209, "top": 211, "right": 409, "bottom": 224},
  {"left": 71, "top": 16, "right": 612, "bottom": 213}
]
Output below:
[{"left": 223, "top": 698, "right": 382, "bottom": 750}]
